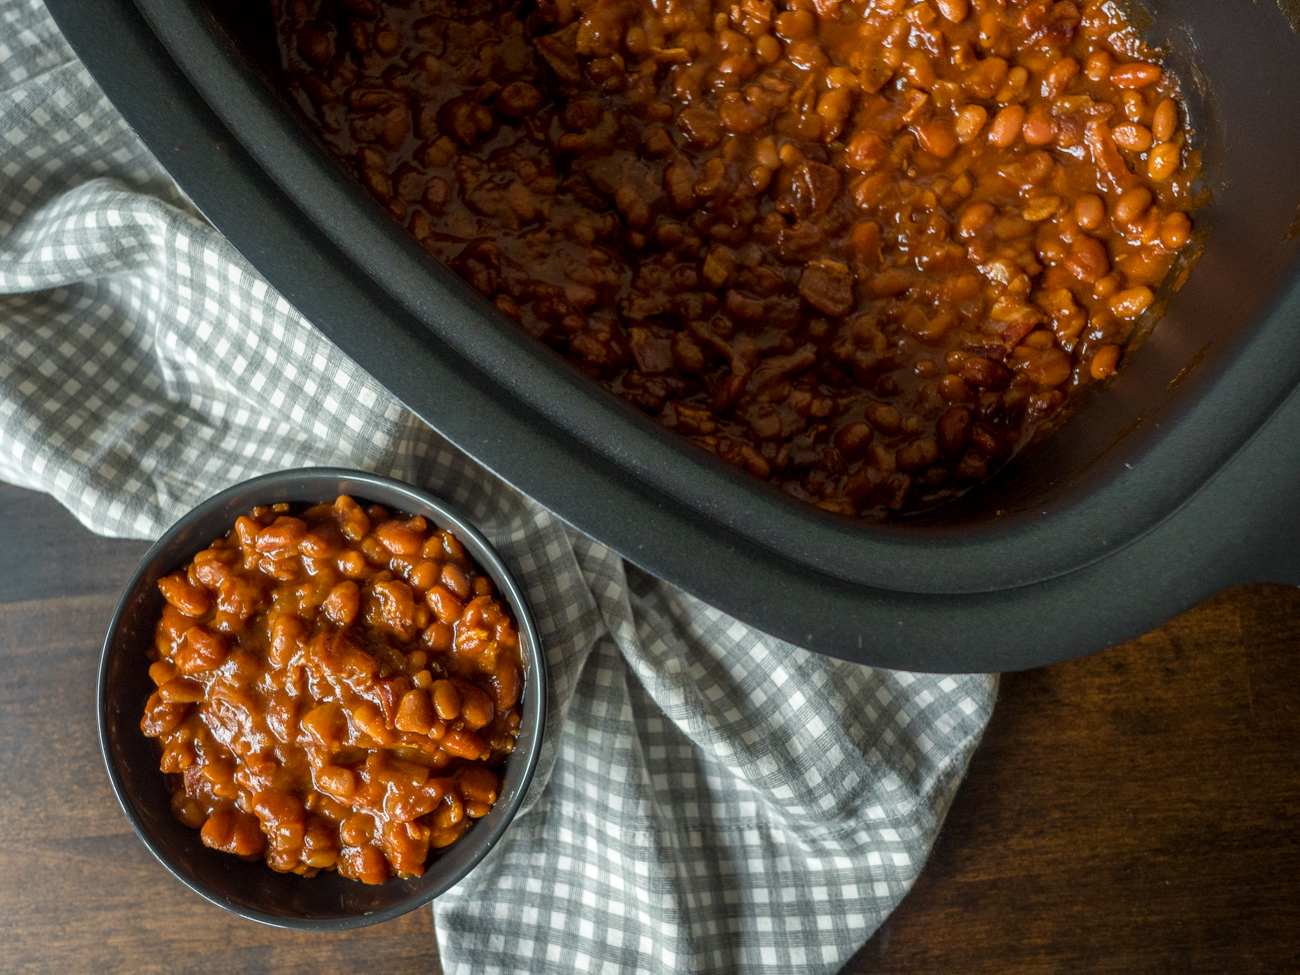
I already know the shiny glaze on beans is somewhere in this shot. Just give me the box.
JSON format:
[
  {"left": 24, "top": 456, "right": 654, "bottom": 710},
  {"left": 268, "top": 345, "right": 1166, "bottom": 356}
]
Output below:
[
  {"left": 275, "top": 0, "right": 1198, "bottom": 515},
  {"left": 142, "top": 496, "right": 525, "bottom": 884}
]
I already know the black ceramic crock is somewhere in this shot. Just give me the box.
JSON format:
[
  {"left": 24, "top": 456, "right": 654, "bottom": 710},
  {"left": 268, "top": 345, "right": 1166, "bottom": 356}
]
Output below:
[
  {"left": 52, "top": 0, "right": 1300, "bottom": 672},
  {"left": 99, "top": 468, "right": 547, "bottom": 928}
]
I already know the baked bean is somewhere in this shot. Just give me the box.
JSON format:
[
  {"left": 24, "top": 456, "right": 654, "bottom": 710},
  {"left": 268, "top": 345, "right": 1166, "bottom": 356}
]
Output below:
[
  {"left": 960, "top": 357, "right": 1011, "bottom": 390},
  {"left": 1093, "top": 271, "right": 1123, "bottom": 300},
  {"left": 774, "top": 8, "right": 814, "bottom": 40},
  {"left": 954, "top": 104, "right": 988, "bottom": 144},
  {"left": 436, "top": 789, "right": 464, "bottom": 828},
  {"left": 996, "top": 65, "right": 1029, "bottom": 103},
  {"left": 1121, "top": 91, "right": 1147, "bottom": 124},
  {"left": 491, "top": 661, "right": 523, "bottom": 710},
  {"left": 1113, "top": 187, "right": 1153, "bottom": 226},
  {"left": 141, "top": 692, "right": 188, "bottom": 737},
  {"left": 158, "top": 677, "right": 204, "bottom": 704},
  {"left": 322, "top": 580, "right": 361, "bottom": 627},
  {"left": 370, "top": 578, "right": 417, "bottom": 638},
  {"left": 297, "top": 26, "right": 331, "bottom": 65},
  {"left": 300, "top": 824, "right": 340, "bottom": 871},
  {"left": 1074, "top": 193, "right": 1106, "bottom": 231},
  {"left": 155, "top": 738, "right": 192, "bottom": 780},
  {"left": 965, "top": 55, "right": 1009, "bottom": 98},
  {"left": 340, "top": 845, "right": 389, "bottom": 885},
  {"left": 1161, "top": 211, "right": 1193, "bottom": 250},
  {"left": 276, "top": 0, "right": 1199, "bottom": 518},
  {"left": 957, "top": 201, "right": 996, "bottom": 239},
  {"left": 865, "top": 402, "right": 904, "bottom": 433},
  {"left": 374, "top": 518, "right": 424, "bottom": 555},
  {"left": 255, "top": 516, "right": 308, "bottom": 555},
  {"left": 408, "top": 560, "right": 440, "bottom": 591},
  {"left": 440, "top": 563, "right": 471, "bottom": 600},
  {"left": 159, "top": 738, "right": 193, "bottom": 780},
  {"left": 1147, "top": 142, "right": 1180, "bottom": 181},
  {"left": 143, "top": 497, "right": 525, "bottom": 882},
  {"left": 936, "top": 0, "right": 968, "bottom": 23},
  {"left": 1043, "top": 57, "right": 1079, "bottom": 97},
  {"left": 834, "top": 421, "right": 874, "bottom": 458},
  {"left": 334, "top": 495, "right": 370, "bottom": 541},
  {"left": 988, "top": 104, "right": 1026, "bottom": 147},
  {"left": 395, "top": 689, "right": 437, "bottom": 735},
  {"left": 440, "top": 728, "right": 488, "bottom": 760},
  {"left": 498, "top": 81, "right": 542, "bottom": 117},
  {"left": 301, "top": 701, "right": 348, "bottom": 749},
  {"left": 172, "top": 790, "right": 207, "bottom": 830},
  {"left": 817, "top": 89, "right": 853, "bottom": 140},
  {"left": 350, "top": 701, "right": 395, "bottom": 746},
  {"left": 266, "top": 618, "right": 304, "bottom": 670},
  {"left": 1022, "top": 195, "right": 1061, "bottom": 222},
  {"left": 158, "top": 572, "right": 211, "bottom": 618},
  {"left": 316, "top": 764, "right": 358, "bottom": 801},
  {"left": 425, "top": 584, "right": 464, "bottom": 624},
  {"left": 1021, "top": 106, "right": 1056, "bottom": 146},
  {"left": 201, "top": 809, "right": 265, "bottom": 858},
  {"left": 937, "top": 407, "right": 972, "bottom": 456},
  {"left": 938, "top": 373, "right": 972, "bottom": 402},
  {"left": 338, "top": 549, "right": 369, "bottom": 578},
  {"left": 439, "top": 530, "right": 468, "bottom": 566},
  {"left": 1137, "top": 210, "right": 1164, "bottom": 247},
  {"left": 1111, "top": 122, "right": 1153, "bottom": 153},
  {"left": 1084, "top": 50, "right": 1112, "bottom": 82},
  {"left": 1152, "top": 98, "right": 1178, "bottom": 143},
  {"left": 175, "top": 627, "right": 229, "bottom": 674},
  {"left": 1109, "top": 286, "right": 1155, "bottom": 321},
  {"left": 234, "top": 515, "right": 260, "bottom": 551},
  {"left": 896, "top": 437, "right": 940, "bottom": 471},
  {"left": 457, "top": 767, "right": 499, "bottom": 808},
  {"left": 1065, "top": 236, "right": 1109, "bottom": 284},
  {"left": 455, "top": 683, "right": 495, "bottom": 731},
  {"left": 1110, "top": 62, "right": 1162, "bottom": 89},
  {"left": 422, "top": 620, "right": 455, "bottom": 654},
  {"left": 1089, "top": 344, "right": 1122, "bottom": 379},
  {"left": 337, "top": 813, "right": 371, "bottom": 848},
  {"left": 1017, "top": 347, "right": 1073, "bottom": 387},
  {"left": 915, "top": 119, "right": 959, "bottom": 159},
  {"left": 429, "top": 679, "right": 461, "bottom": 721},
  {"left": 977, "top": 10, "right": 1000, "bottom": 46},
  {"left": 253, "top": 791, "right": 307, "bottom": 851}
]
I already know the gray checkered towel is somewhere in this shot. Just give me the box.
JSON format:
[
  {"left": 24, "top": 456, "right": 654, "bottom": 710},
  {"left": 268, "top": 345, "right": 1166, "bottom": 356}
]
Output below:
[{"left": 0, "top": 1, "right": 997, "bottom": 970}]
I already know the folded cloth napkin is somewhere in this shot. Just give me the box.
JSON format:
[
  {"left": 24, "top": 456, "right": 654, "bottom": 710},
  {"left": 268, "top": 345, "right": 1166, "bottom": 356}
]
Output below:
[{"left": 0, "top": 2, "right": 998, "bottom": 970}]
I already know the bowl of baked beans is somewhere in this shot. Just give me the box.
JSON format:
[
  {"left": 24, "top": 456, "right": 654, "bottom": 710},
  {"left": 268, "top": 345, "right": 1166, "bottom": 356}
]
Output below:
[{"left": 99, "top": 468, "right": 547, "bottom": 928}]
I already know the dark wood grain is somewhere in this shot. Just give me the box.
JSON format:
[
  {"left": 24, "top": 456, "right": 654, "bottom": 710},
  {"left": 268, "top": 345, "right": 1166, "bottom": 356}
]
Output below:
[
  {"left": 0, "top": 483, "right": 439, "bottom": 975},
  {"left": 846, "top": 583, "right": 1300, "bottom": 975},
  {"left": 2, "top": 479, "right": 1298, "bottom": 974},
  {"left": 0, "top": 482, "right": 152, "bottom": 602}
]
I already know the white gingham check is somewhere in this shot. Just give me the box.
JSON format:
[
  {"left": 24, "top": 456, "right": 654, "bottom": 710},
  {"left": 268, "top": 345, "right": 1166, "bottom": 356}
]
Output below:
[{"left": 0, "top": 1, "right": 998, "bottom": 970}]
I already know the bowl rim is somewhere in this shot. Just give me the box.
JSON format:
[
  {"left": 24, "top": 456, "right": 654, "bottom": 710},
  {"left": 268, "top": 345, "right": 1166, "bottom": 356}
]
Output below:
[{"left": 98, "top": 466, "right": 549, "bottom": 929}]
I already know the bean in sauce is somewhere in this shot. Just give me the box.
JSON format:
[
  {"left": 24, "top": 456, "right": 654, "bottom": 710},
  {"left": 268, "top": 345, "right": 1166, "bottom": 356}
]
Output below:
[
  {"left": 274, "top": 0, "right": 1200, "bottom": 515},
  {"left": 142, "top": 497, "right": 525, "bottom": 884}
]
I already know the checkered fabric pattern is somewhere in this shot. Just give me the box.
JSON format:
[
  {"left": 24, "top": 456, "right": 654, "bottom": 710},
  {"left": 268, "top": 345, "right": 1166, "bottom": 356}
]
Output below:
[{"left": 0, "top": 0, "right": 998, "bottom": 970}]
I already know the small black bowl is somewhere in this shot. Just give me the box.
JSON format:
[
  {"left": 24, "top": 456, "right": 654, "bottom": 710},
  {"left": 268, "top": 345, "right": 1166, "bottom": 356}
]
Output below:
[{"left": 99, "top": 467, "right": 548, "bottom": 929}]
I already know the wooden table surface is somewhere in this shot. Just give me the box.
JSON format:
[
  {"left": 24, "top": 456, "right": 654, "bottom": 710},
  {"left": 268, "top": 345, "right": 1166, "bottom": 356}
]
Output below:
[{"left": 2, "top": 480, "right": 1297, "bottom": 974}]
